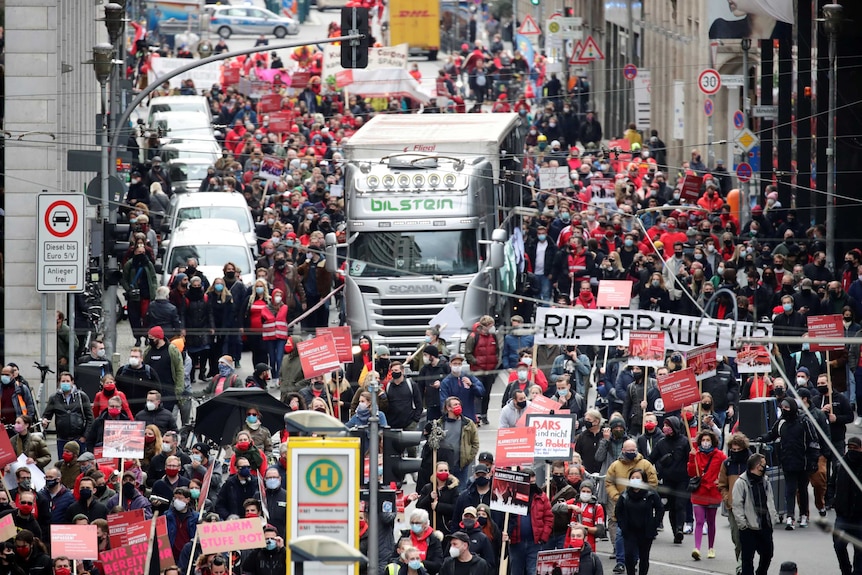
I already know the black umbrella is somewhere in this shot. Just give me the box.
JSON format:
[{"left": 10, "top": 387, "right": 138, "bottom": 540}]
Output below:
[{"left": 194, "top": 388, "right": 287, "bottom": 445}]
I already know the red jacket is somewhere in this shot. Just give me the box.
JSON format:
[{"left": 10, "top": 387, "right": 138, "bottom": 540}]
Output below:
[
  {"left": 511, "top": 490, "right": 553, "bottom": 544},
  {"left": 687, "top": 448, "right": 726, "bottom": 506}
]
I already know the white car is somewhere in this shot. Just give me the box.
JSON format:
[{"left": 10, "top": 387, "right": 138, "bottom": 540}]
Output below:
[
  {"left": 146, "top": 95, "right": 212, "bottom": 126},
  {"left": 160, "top": 219, "right": 255, "bottom": 287},
  {"left": 166, "top": 158, "right": 214, "bottom": 194},
  {"left": 152, "top": 111, "right": 215, "bottom": 145},
  {"left": 164, "top": 191, "right": 257, "bottom": 254}
]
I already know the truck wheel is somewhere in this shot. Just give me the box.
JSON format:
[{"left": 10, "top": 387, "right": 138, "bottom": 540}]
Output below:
[
  {"left": 428, "top": 49, "right": 438, "bottom": 61},
  {"left": 218, "top": 26, "right": 232, "bottom": 39}
]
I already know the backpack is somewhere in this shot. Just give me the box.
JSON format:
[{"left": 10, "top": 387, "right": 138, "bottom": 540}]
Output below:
[{"left": 213, "top": 373, "right": 239, "bottom": 395}]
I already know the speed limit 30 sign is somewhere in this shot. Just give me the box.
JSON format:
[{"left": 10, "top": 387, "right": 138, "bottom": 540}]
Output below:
[{"left": 698, "top": 68, "right": 721, "bottom": 95}]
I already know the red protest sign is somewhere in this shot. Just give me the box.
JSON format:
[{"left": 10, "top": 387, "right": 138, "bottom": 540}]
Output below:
[
  {"left": 268, "top": 112, "right": 292, "bottom": 134},
  {"left": 52, "top": 524, "right": 99, "bottom": 560},
  {"left": 495, "top": 427, "right": 536, "bottom": 468},
  {"left": 108, "top": 509, "right": 145, "bottom": 549},
  {"left": 515, "top": 394, "right": 567, "bottom": 427},
  {"left": 103, "top": 420, "right": 145, "bottom": 458},
  {"left": 125, "top": 520, "right": 151, "bottom": 546},
  {"left": 259, "top": 93, "right": 282, "bottom": 113},
  {"left": 807, "top": 314, "right": 844, "bottom": 351},
  {"left": 298, "top": 333, "right": 342, "bottom": 378},
  {"left": 155, "top": 515, "right": 174, "bottom": 572},
  {"left": 680, "top": 174, "right": 703, "bottom": 203},
  {"left": 736, "top": 344, "right": 772, "bottom": 374},
  {"left": 686, "top": 342, "right": 717, "bottom": 381},
  {"left": 223, "top": 67, "right": 240, "bottom": 86},
  {"left": 656, "top": 368, "right": 701, "bottom": 412},
  {"left": 597, "top": 280, "right": 633, "bottom": 308},
  {"left": 93, "top": 446, "right": 114, "bottom": 467},
  {"left": 316, "top": 326, "right": 354, "bottom": 362},
  {"left": 290, "top": 71, "right": 310, "bottom": 89},
  {"left": 199, "top": 516, "right": 265, "bottom": 554},
  {"left": 0, "top": 514, "right": 15, "bottom": 542},
  {"left": 100, "top": 541, "right": 149, "bottom": 575},
  {"left": 628, "top": 331, "right": 666, "bottom": 367},
  {"left": 538, "top": 549, "right": 581, "bottom": 575},
  {"left": 0, "top": 429, "right": 16, "bottom": 467}
]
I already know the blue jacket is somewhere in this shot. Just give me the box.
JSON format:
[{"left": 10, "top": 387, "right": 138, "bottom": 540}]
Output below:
[
  {"left": 166, "top": 507, "right": 199, "bottom": 544},
  {"left": 502, "top": 332, "right": 535, "bottom": 369},
  {"left": 439, "top": 374, "right": 484, "bottom": 422},
  {"left": 346, "top": 410, "right": 388, "bottom": 428}
]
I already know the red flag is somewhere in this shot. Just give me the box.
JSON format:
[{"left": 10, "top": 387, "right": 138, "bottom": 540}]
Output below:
[{"left": 129, "top": 21, "right": 146, "bottom": 55}]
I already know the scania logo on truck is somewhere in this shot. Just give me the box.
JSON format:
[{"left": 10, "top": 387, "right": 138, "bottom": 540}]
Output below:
[
  {"left": 370, "top": 198, "right": 455, "bottom": 212},
  {"left": 398, "top": 10, "right": 432, "bottom": 17},
  {"left": 388, "top": 285, "right": 440, "bottom": 294},
  {"left": 402, "top": 144, "right": 437, "bottom": 152}
]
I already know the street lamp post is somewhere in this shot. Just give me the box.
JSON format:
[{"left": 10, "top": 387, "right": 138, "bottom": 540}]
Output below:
[
  {"left": 740, "top": 38, "right": 751, "bottom": 228},
  {"left": 823, "top": 4, "right": 842, "bottom": 271}
]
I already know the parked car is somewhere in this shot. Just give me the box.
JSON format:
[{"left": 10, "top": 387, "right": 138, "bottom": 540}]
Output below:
[
  {"left": 159, "top": 219, "right": 256, "bottom": 287},
  {"left": 167, "top": 158, "right": 215, "bottom": 194},
  {"left": 164, "top": 191, "right": 257, "bottom": 255},
  {"left": 208, "top": 6, "right": 299, "bottom": 39}
]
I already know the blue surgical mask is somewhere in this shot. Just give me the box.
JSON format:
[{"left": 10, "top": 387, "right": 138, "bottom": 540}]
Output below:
[
  {"left": 410, "top": 523, "right": 424, "bottom": 534},
  {"left": 247, "top": 415, "right": 258, "bottom": 424},
  {"left": 802, "top": 343, "right": 810, "bottom": 351},
  {"left": 624, "top": 238, "right": 633, "bottom": 247},
  {"left": 424, "top": 336, "right": 432, "bottom": 343},
  {"left": 0, "top": 376, "right": 10, "bottom": 385},
  {"left": 256, "top": 286, "right": 265, "bottom": 295},
  {"left": 265, "top": 478, "right": 281, "bottom": 490},
  {"left": 266, "top": 538, "right": 277, "bottom": 551},
  {"left": 60, "top": 382, "right": 72, "bottom": 393},
  {"left": 537, "top": 234, "right": 547, "bottom": 242},
  {"left": 783, "top": 303, "right": 793, "bottom": 312},
  {"left": 408, "top": 560, "right": 422, "bottom": 570},
  {"left": 214, "top": 284, "right": 224, "bottom": 292}
]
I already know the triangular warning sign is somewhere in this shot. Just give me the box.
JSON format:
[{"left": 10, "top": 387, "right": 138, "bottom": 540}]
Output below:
[
  {"left": 518, "top": 15, "right": 541, "bottom": 35},
  {"left": 577, "top": 36, "right": 605, "bottom": 61},
  {"left": 569, "top": 40, "right": 586, "bottom": 64}
]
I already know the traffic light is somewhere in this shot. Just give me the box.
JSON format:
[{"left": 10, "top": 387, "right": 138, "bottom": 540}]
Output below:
[
  {"left": 382, "top": 429, "right": 423, "bottom": 486},
  {"left": 103, "top": 222, "right": 130, "bottom": 286},
  {"left": 530, "top": 0, "right": 540, "bottom": 5},
  {"left": 340, "top": 6, "right": 369, "bottom": 69}
]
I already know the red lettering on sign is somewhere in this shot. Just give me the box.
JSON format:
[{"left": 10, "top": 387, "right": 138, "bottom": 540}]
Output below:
[{"left": 398, "top": 10, "right": 431, "bottom": 17}]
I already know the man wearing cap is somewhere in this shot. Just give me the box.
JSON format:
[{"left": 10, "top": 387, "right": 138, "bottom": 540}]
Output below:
[
  {"left": 106, "top": 471, "right": 153, "bottom": 519},
  {"left": 143, "top": 326, "right": 184, "bottom": 416},
  {"left": 417, "top": 345, "right": 450, "bottom": 422},
  {"left": 451, "top": 464, "right": 495, "bottom": 532},
  {"left": 145, "top": 156, "right": 172, "bottom": 196},
  {"left": 440, "top": 531, "right": 491, "bottom": 575},
  {"left": 247, "top": 363, "right": 271, "bottom": 391},
  {"left": 244, "top": 522, "right": 286, "bottom": 574},
  {"left": 439, "top": 354, "right": 484, "bottom": 424},
  {"left": 453, "top": 506, "right": 496, "bottom": 569}
]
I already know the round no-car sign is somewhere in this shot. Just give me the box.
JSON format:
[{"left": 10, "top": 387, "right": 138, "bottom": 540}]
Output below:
[
  {"left": 698, "top": 68, "right": 721, "bottom": 95},
  {"left": 44, "top": 200, "right": 79, "bottom": 238},
  {"left": 623, "top": 63, "right": 638, "bottom": 81}
]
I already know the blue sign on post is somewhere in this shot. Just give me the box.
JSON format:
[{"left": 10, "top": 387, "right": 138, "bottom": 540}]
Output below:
[
  {"left": 736, "top": 162, "right": 753, "bottom": 183},
  {"left": 623, "top": 63, "right": 638, "bottom": 80},
  {"left": 704, "top": 98, "right": 714, "bottom": 117},
  {"left": 733, "top": 110, "right": 746, "bottom": 130}
]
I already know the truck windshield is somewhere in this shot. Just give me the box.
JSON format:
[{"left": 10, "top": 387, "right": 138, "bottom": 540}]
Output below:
[{"left": 349, "top": 230, "right": 478, "bottom": 277}]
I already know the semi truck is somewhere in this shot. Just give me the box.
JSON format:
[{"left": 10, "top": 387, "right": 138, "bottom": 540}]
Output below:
[
  {"left": 328, "top": 114, "right": 525, "bottom": 356},
  {"left": 386, "top": 0, "right": 440, "bottom": 60}
]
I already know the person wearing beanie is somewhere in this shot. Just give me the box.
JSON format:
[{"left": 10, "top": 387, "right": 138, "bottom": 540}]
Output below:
[
  {"left": 246, "top": 363, "right": 272, "bottom": 390},
  {"left": 144, "top": 326, "right": 185, "bottom": 415},
  {"left": 409, "top": 326, "right": 450, "bottom": 373},
  {"left": 55, "top": 441, "right": 82, "bottom": 489}
]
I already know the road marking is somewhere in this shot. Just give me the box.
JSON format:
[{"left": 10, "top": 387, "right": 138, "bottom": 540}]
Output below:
[{"left": 650, "top": 560, "right": 726, "bottom": 574}]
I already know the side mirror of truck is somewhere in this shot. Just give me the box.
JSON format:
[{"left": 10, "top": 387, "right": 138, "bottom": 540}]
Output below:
[
  {"left": 489, "top": 229, "right": 507, "bottom": 269},
  {"left": 325, "top": 232, "right": 338, "bottom": 273}
]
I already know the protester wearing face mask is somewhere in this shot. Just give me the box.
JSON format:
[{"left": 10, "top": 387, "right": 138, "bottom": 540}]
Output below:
[
  {"left": 86, "top": 395, "right": 131, "bottom": 451},
  {"left": 498, "top": 389, "right": 530, "bottom": 430},
  {"left": 164, "top": 486, "right": 198, "bottom": 562},
  {"left": 134, "top": 390, "right": 178, "bottom": 437},
  {"left": 146, "top": 431, "right": 191, "bottom": 489},
  {"left": 229, "top": 431, "right": 268, "bottom": 477},
  {"left": 11, "top": 530, "right": 51, "bottom": 573},
  {"left": 41, "top": 372, "right": 93, "bottom": 458},
  {"left": 545, "top": 460, "right": 580, "bottom": 549},
  {"left": 244, "top": 523, "right": 287, "bottom": 573},
  {"left": 7, "top": 415, "right": 49, "bottom": 471},
  {"left": 150, "top": 454, "right": 191, "bottom": 512},
  {"left": 346, "top": 335, "right": 374, "bottom": 384},
  {"left": 687, "top": 430, "right": 726, "bottom": 561},
  {"left": 346, "top": 390, "right": 390, "bottom": 430},
  {"left": 811, "top": 374, "right": 853, "bottom": 512},
  {"left": 183, "top": 442, "right": 222, "bottom": 493},
  {"left": 615, "top": 468, "right": 664, "bottom": 575},
  {"left": 63, "top": 476, "right": 108, "bottom": 523},
  {"left": 503, "top": 356, "right": 547, "bottom": 408},
  {"left": 440, "top": 530, "right": 491, "bottom": 575},
  {"left": 410, "top": 460, "right": 461, "bottom": 537},
  {"left": 561, "top": 480, "right": 606, "bottom": 554},
  {"left": 439, "top": 355, "right": 485, "bottom": 426},
  {"left": 832, "top": 436, "right": 862, "bottom": 574}
]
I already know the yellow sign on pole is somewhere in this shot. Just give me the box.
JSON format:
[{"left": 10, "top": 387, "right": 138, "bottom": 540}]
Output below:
[{"left": 286, "top": 437, "right": 361, "bottom": 575}]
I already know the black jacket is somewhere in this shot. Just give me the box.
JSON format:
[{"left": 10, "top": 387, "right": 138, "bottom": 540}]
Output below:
[
  {"left": 525, "top": 238, "right": 557, "bottom": 278},
  {"left": 700, "top": 361, "right": 737, "bottom": 412},
  {"left": 833, "top": 451, "right": 862, "bottom": 520},
  {"left": 615, "top": 487, "right": 664, "bottom": 540},
  {"left": 647, "top": 416, "right": 691, "bottom": 483},
  {"left": 115, "top": 363, "right": 161, "bottom": 413},
  {"left": 242, "top": 547, "right": 287, "bottom": 575},
  {"left": 382, "top": 377, "right": 423, "bottom": 429},
  {"left": 263, "top": 486, "right": 287, "bottom": 537},
  {"left": 760, "top": 402, "right": 820, "bottom": 472},
  {"left": 215, "top": 474, "right": 261, "bottom": 519},
  {"left": 416, "top": 476, "right": 461, "bottom": 534},
  {"left": 86, "top": 410, "right": 131, "bottom": 448},
  {"left": 42, "top": 389, "right": 94, "bottom": 441},
  {"left": 439, "top": 554, "right": 490, "bottom": 575},
  {"left": 135, "top": 406, "right": 178, "bottom": 435},
  {"left": 64, "top": 497, "right": 108, "bottom": 523},
  {"left": 145, "top": 299, "right": 183, "bottom": 338}
]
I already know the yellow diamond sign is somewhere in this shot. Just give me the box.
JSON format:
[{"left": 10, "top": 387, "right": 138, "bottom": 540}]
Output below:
[{"left": 735, "top": 128, "right": 759, "bottom": 153}]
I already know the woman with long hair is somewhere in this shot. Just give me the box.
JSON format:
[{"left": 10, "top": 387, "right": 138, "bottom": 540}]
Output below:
[
  {"left": 244, "top": 278, "right": 271, "bottom": 367},
  {"left": 204, "top": 277, "right": 234, "bottom": 380}
]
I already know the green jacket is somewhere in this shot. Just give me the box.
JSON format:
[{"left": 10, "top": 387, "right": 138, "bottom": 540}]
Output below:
[
  {"left": 121, "top": 258, "right": 159, "bottom": 300},
  {"left": 435, "top": 415, "right": 480, "bottom": 469}
]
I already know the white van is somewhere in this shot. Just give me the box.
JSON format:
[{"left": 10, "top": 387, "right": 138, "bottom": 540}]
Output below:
[{"left": 164, "top": 191, "right": 257, "bottom": 255}]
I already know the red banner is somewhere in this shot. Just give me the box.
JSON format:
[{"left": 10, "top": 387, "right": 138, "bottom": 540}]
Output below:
[
  {"left": 494, "top": 427, "right": 536, "bottom": 468},
  {"left": 107, "top": 509, "right": 145, "bottom": 549},
  {"left": 259, "top": 93, "right": 283, "bottom": 113},
  {"left": 686, "top": 342, "right": 718, "bottom": 381},
  {"left": 223, "top": 67, "right": 240, "bottom": 86},
  {"left": 268, "top": 112, "right": 293, "bottom": 134},
  {"left": 0, "top": 429, "right": 15, "bottom": 467},
  {"left": 807, "top": 314, "right": 844, "bottom": 351},
  {"left": 100, "top": 542, "right": 149, "bottom": 575},
  {"left": 656, "top": 368, "right": 701, "bottom": 412},
  {"left": 680, "top": 174, "right": 703, "bottom": 203}
]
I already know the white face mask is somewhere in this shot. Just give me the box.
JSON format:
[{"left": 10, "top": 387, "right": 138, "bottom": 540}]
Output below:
[
  {"left": 449, "top": 546, "right": 461, "bottom": 558},
  {"left": 173, "top": 499, "right": 187, "bottom": 512},
  {"left": 579, "top": 492, "right": 592, "bottom": 502},
  {"left": 422, "top": 355, "right": 431, "bottom": 365},
  {"left": 451, "top": 365, "right": 462, "bottom": 375},
  {"left": 796, "top": 376, "right": 807, "bottom": 387},
  {"left": 517, "top": 369, "right": 528, "bottom": 381},
  {"left": 521, "top": 357, "right": 532, "bottom": 366},
  {"left": 129, "top": 357, "right": 141, "bottom": 367},
  {"left": 146, "top": 401, "right": 157, "bottom": 411},
  {"left": 274, "top": 296, "right": 283, "bottom": 304}
]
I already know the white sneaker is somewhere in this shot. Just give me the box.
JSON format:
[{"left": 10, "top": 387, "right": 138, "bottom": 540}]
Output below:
[
  {"left": 799, "top": 515, "right": 808, "bottom": 528},
  {"left": 854, "top": 417, "right": 862, "bottom": 427},
  {"left": 785, "top": 516, "right": 795, "bottom": 530},
  {"left": 702, "top": 523, "right": 708, "bottom": 535},
  {"left": 683, "top": 523, "right": 693, "bottom": 534}
]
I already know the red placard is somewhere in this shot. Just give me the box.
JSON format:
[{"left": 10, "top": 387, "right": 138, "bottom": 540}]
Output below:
[
  {"left": 628, "top": 331, "right": 666, "bottom": 367},
  {"left": 0, "top": 428, "right": 16, "bottom": 467},
  {"left": 597, "top": 280, "right": 633, "bottom": 308},
  {"left": 0, "top": 514, "right": 15, "bottom": 542},
  {"left": 807, "top": 314, "right": 844, "bottom": 351},
  {"left": 297, "top": 333, "right": 342, "bottom": 378},
  {"left": 125, "top": 520, "right": 151, "bottom": 546},
  {"left": 52, "top": 524, "right": 99, "bottom": 560},
  {"left": 495, "top": 427, "right": 536, "bottom": 468},
  {"left": 107, "top": 509, "right": 145, "bottom": 549},
  {"left": 538, "top": 549, "right": 581, "bottom": 575},
  {"left": 268, "top": 112, "right": 292, "bottom": 134},
  {"left": 515, "top": 394, "right": 568, "bottom": 427},
  {"left": 100, "top": 541, "right": 149, "bottom": 575},
  {"left": 93, "top": 446, "right": 114, "bottom": 467},
  {"left": 316, "top": 326, "right": 354, "bottom": 363},
  {"left": 103, "top": 420, "right": 145, "bottom": 458},
  {"left": 656, "top": 368, "right": 701, "bottom": 412},
  {"left": 686, "top": 342, "right": 717, "bottom": 381},
  {"left": 154, "top": 515, "right": 174, "bottom": 572},
  {"left": 223, "top": 67, "right": 240, "bottom": 86},
  {"left": 679, "top": 174, "right": 703, "bottom": 203},
  {"left": 199, "top": 516, "right": 265, "bottom": 554},
  {"left": 290, "top": 71, "right": 310, "bottom": 89},
  {"left": 258, "top": 93, "right": 282, "bottom": 113},
  {"left": 736, "top": 344, "right": 772, "bottom": 374}
]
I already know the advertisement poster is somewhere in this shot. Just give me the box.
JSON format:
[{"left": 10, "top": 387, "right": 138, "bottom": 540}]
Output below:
[
  {"left": 628, "top": 331, "right": 666, "bottom": 367},
  {"left": 656, "top": 368, "right": 701, "bottom": 412},
  {"left": 494, "top": 427, "right": 536, "bottom": 469},
  {"left": 707, "top": 0, "right": 794, "bottom": 41},
  {"left": 490, "top": 469, "right": 531, "bottom": 516},
  {"left": 736, "top": 344, "right": 772, "bottom": 373},
  {"left": 297, "top": 333, "right": 342, "bottom": 378},
  {"left": 686, "top": 342, "right": 718, "bottom": 381},
  {"left": 102, "top": 421, "right": 145, "bottom": 459},
  {"left": 526, "top": 414, "right": 574, "bottom": 459},
  {"left": 807, "top": 314, "right": 844, "bottom": 352}
]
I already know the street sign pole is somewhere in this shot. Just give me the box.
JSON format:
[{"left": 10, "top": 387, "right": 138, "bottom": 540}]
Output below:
[{"left": 741, "top": 38, "right": 752, "bottom": 228}]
